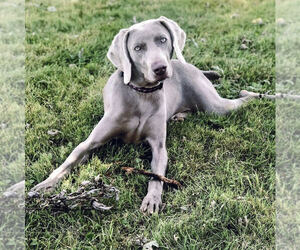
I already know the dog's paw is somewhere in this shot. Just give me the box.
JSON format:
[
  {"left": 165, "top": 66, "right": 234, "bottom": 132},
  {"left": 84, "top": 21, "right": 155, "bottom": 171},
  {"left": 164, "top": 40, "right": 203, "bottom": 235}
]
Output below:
[
  {"left": 239, "top": 90, "right": 259, "bottom": 98},
  {"left": 140, "top": 193, "right": 162, "bottom": 214},
  {"left": 171, "top": 112, "right": 189, "bottom": 122},
  {"left": 239, "top": 90, "right": 251, "bottom": 97},
  {"left": 30, "top": 178, "right": 57, "bottom": 193}
]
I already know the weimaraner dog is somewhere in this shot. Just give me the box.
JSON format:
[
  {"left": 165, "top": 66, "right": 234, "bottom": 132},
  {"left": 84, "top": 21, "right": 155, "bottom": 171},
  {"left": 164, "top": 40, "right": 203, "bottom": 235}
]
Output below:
[{"left": 31, "top": 16, "right": 259, "bottom": 213}]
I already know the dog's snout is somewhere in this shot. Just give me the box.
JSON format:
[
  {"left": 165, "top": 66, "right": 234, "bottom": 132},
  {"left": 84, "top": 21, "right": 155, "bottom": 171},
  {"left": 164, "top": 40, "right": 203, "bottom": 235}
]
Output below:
[{"left": 152, "top": 64, "right": 167, "bottom": 76}]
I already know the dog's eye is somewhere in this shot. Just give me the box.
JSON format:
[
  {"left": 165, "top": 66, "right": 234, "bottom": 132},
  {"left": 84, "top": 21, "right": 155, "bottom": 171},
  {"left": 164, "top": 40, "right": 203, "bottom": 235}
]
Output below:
[
  {"left": 134, "top": 46, "right": 141, "bottom": 51},
  {"left": 160, "top": 37, "right": 167, "bottom": 43}
]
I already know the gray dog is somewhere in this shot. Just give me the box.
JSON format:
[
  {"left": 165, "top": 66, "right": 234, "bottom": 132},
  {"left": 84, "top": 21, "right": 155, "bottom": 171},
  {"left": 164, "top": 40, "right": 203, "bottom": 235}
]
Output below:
[{"left": 31, "top": 16, "right": 259, "bottom": 213}]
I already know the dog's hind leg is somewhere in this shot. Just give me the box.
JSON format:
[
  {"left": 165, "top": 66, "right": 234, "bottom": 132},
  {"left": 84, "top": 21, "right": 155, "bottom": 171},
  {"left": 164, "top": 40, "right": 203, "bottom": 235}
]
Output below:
[
  {"left": 198, "top": 89, "right": 261, "bottom": 116},
  {"left": 208, "top": 90, "right": 260, "bottom": 115},
  {"left": 31, "top": 115, "right": 121, "bottom": 192},
  {"left": 187, "top": 74, "right": 259, "bottom": 115},
  {"left": 190, "top": 84, "right": 259, "bottom": 115},
  {"left": 182, "top": 64, "right": 260, "bottom": 115}
]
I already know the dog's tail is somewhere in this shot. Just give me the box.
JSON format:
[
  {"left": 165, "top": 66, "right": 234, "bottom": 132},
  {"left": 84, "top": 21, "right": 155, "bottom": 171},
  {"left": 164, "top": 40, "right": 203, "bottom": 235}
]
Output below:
[{"left": 202, "top": 70, "right": 222, "bottom": 81}]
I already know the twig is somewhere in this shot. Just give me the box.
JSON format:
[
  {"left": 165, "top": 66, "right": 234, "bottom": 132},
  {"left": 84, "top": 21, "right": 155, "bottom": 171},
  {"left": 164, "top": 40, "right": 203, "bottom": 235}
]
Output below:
[
  {"left": 122, "top": 167, "right": 182, "bottom": 188},
  {"left": 240, "top": 90, "right": 300, "bottom": 100},
  {"left": 259, "top": 93, "right": 300, "bottom": 100},
  {"left": 26, "top": 175, "right": 119, "bottom": 213}
]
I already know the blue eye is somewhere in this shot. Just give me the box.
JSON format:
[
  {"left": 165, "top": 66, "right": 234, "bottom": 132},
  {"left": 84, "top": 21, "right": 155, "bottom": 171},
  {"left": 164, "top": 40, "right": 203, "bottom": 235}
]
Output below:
[
  {"left": 160, "top": 37, "right": 167, "bottom": 43},
  {"left": 134, "top": 46, "right": 141, "bottom": 51}
]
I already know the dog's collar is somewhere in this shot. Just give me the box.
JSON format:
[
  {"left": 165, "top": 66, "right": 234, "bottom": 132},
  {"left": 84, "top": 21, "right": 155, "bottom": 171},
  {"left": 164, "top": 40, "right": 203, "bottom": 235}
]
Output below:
[{"left": 127, "top": 81, "right": 164, "bottom": 93}]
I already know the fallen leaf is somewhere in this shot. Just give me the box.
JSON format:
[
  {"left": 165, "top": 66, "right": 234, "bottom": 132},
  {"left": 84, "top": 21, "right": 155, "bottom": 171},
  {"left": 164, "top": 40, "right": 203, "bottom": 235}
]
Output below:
[
  {"left": 277, "top": 18, "right": 286, "bottom": 26},
  {"left": 242, "top": 38, "right": 252, "bottom": 44},
  {"left": 94, "top": 175, "right": 101, "bottom": 182},
  {"left": 47, "top": 129, "right": 60, "bottom": 136},
  {"left": 231, "top": 13, "right": 239, "bottom": 19},
  {"left": 180, "top": 206, "right": 188, "bottom": 211},
  {"left": 210, "top": 200, "right": 216, "bottom": 208},
  {"left": 200, "top": 38, "right": 207, "bottom": 43},
  {"left": 47, "top": 6, "right": 57, "bottom": 12},
  {"left": 143, "top": 240, "right": 159, "bottom": 250},
  {"left": 173, "top": 234, "right": 179, "bottom": 242},
  {"left": 240, "top": 44, "right": 248, "bottom": 50},
  {"left": 252, "top": 18, "right": 263, "bottom": 25},
  {"left": 0, "top": 123, "right": 8, "bottom": 129},
  {"left": 134, "top": 235, "right": 148, "bottom": 246}
]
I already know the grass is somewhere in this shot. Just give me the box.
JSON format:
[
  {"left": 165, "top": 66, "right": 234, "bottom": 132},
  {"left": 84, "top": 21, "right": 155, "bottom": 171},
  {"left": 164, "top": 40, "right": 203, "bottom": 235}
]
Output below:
[
  {"left": 25, "top": 0, "right": 275, "bottom": 248},
  {"left": 0, "top": 0, "right": 25, "bottom": 249},
  {"left": 276, "top": 1, "right": 300, "bottom": 248}
]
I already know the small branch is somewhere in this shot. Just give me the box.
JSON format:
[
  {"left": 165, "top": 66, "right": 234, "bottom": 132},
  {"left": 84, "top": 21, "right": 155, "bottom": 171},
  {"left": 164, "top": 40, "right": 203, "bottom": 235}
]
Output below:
[
  {"left": 260, "top": 93, "right": 300, "bottom": 100},
  {"left": 122, "top": 167, "right": 182, "bottom": 188},
  {"left": 240, "top": 90, "right": 300, "bottom": 100},
  {"left": 26, "top": 176, "right": 119, "bottom": 213}
]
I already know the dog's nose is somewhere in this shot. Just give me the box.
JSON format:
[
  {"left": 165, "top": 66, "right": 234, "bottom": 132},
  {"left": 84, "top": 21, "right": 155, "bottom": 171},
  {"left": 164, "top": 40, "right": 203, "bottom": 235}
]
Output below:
[{"left": 152, "top": 64, "right": 167, "bottom": 76}]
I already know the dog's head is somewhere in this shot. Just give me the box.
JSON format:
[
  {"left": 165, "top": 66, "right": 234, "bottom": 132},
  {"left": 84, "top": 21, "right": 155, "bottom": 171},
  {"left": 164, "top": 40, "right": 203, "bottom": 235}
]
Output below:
[{"left": 107, "top": 16, "right": 186, "bottom": 86}]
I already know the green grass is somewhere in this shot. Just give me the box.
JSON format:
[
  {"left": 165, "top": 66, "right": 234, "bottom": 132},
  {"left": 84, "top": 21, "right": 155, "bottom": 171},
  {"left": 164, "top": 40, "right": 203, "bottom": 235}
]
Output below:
[
  {"left": 0, "top": 0, "right": 25, "bottom": 249},
  {"left": 276, "top": 1, "right": 300, "bottom": 248},
  {"left": 25, "top": 0, "right": 275, "bottom": 248}
]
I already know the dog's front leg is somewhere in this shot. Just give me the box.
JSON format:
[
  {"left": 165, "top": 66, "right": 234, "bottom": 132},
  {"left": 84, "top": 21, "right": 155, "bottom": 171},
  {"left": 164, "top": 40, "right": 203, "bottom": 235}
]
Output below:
[
  {"left": 140, "top": 135, "right": 168, "bottom": 214},
  {"left": 31, "top": 114, "right": 121, "bottom": 192}
]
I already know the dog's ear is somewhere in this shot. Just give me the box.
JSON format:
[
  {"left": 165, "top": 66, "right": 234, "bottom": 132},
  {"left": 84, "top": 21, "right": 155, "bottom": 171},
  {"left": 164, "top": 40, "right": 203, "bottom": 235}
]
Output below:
[
  {"left": 158, "top": 16, "right": 186, "bottom": 63},
  {"left": 107, "top": 29, "right": 131, "bottom": 84}
]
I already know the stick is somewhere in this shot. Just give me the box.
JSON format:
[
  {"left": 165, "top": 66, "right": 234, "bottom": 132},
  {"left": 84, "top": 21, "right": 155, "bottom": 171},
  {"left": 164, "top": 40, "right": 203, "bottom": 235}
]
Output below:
[
  {"left": 240, "top": 90, "right": 300, "bottom": 100},
  {"left": 26, "top": 176, "right": 119, "bottom": 213},
  {"left": 121, "top": 167, "right": 182, "bottom": 188},
  {"left": 259, "top": 93, "right": 300, "bottom": 100}
]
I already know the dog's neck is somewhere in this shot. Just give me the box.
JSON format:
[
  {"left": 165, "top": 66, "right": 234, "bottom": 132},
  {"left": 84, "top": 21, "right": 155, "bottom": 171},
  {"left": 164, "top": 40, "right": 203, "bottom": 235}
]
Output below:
[
  {"left": 120, "top": 71, "right": 164, "bottom": 93},
  {"left": 127, "top": 81, "right": 164, "bottom": 93}
]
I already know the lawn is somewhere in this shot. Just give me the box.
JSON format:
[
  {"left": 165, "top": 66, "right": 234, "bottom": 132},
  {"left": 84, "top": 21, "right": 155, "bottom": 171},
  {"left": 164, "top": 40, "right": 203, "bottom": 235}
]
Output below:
[
  {"left": 0, "top": 0, "right": 25, "bottom": 249},
  {"left": 25, "top": 0, "right": 275, "bottom": 249}
]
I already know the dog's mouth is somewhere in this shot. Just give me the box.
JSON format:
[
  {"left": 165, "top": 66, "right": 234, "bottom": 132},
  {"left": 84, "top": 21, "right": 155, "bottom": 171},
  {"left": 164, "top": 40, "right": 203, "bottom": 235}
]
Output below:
[
  {"left": 156, "top": 74, "right": 168, "bottom": 81},
  {"left": 145, "top": 75, "right": 168, "bottom": 86}
]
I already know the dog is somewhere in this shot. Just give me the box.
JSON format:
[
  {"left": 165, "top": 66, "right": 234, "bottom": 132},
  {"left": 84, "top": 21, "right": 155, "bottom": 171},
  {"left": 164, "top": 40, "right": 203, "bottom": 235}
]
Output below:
[{"left": 31, "top": 16, "right": 260, "bottom": 214}]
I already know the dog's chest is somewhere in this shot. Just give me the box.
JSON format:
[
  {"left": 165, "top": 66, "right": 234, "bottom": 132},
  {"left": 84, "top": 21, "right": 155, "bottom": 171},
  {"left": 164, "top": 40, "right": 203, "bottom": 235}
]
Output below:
[
  {"left": 121, "top": 115, "right": 150, "bottom": 143},
  {"left": 120, "top": 99, "right": 164, "bottom": 143}
]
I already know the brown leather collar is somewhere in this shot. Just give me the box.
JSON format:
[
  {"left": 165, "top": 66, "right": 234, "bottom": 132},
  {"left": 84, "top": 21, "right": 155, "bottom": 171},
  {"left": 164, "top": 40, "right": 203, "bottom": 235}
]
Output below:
[{"left": 127, "top": 81, "right": 164, "bottom": 93}]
